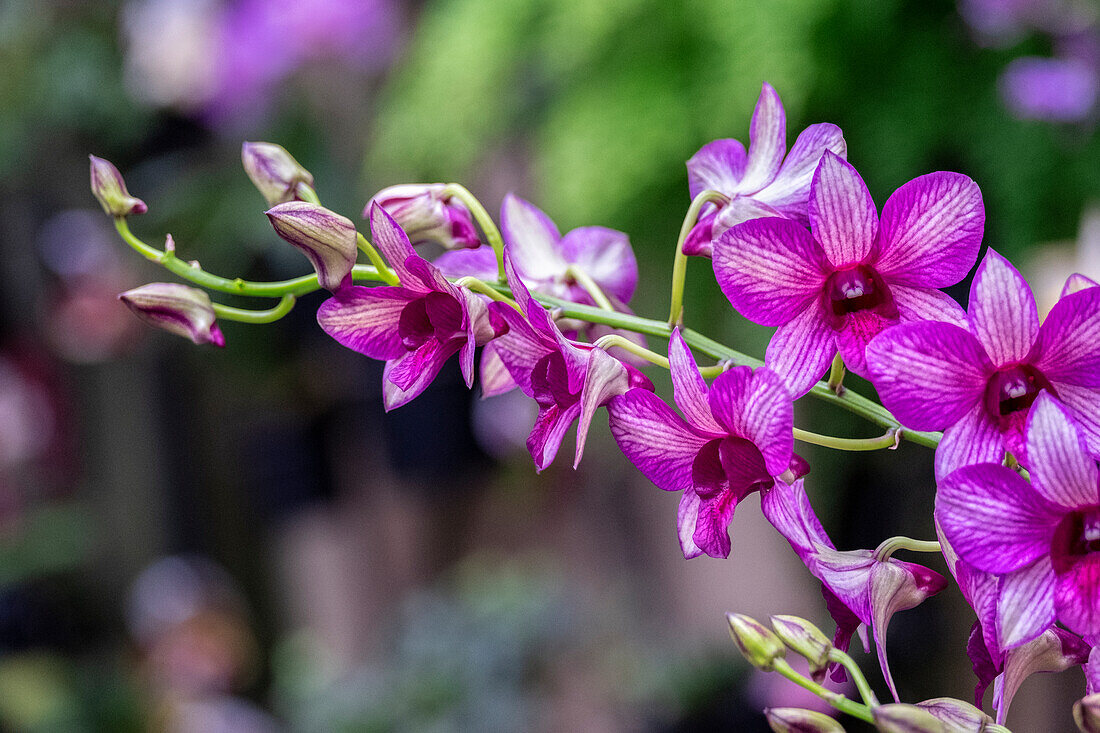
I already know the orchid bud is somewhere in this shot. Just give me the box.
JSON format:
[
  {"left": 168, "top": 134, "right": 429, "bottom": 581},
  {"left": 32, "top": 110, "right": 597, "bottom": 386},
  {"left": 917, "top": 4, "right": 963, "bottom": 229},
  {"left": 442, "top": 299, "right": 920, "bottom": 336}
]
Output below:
[
  {"left": 726, "top": 613, "right": 785, "bottom": 671},
  {"left": 872, "top": 704, "right": 948, "bottom": 733},
  {"left": 241, "top": 142, "right": 314, "bottom": 206},
  {"left": 119, "top": 283, "right": 225, "bottom": 346},
  {"left": 915, "top": 698, "right": 992, "bottom": 731},
  {"left": 765, "top": 707, "right": 845, "bottom": 733},
  {"left": 1075, "top": 693, "right": 1100, "bottom": 733},
  {"left": 266, "top": 202, "right": 357, "bottom": 292},
  {"left": 367, "top": 184, "right": 480, "bottom": 250},
  {"left": 89, "top": 155, "right": 147, "bottom": 217},
  {"left": 770, "top": 615, "right": 833, "bottom": 679}
]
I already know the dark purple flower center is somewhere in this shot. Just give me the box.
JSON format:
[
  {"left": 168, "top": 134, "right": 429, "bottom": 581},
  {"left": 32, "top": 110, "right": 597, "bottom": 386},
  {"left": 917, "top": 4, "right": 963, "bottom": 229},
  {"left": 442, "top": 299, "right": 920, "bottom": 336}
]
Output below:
[
  {"left": 531, "top": 351, "right": 579, "bottom": 409},
  {"left": 398, "top": 291, "right": 463, "bottom": 350},
  {"left": 692, "top": 437, "right": 771, "bottom": 501},
  {"left": 982, "top": 364, "right": 1055, "bottom": 419},
  {"left": 1052, "top": 506, "right": 1100, "bottom": 574},
  {"left": 822, "top": 265, "right": 897, "bottom": 327}
]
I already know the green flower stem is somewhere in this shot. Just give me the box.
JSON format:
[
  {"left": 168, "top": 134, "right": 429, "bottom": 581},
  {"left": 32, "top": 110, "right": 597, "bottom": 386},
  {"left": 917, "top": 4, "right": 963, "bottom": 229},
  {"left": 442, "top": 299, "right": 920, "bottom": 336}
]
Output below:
[
  {"left": 566, "top": 265, "right": 615, "bottom": 311},
  {"left": 454, "top": 276, "right": 520, "bottom": 310},
  {"left": 592, "top": 334, "right": 669, "bottom": 368},
  {"left": 874, "top": 537, "right": 943, "bottom": 563},
  {"left": 296, "top": 183, "right": 322, "bottom": 205},
  {"left": 212, "top": 294, "right": 296, "bottom": 323},
  {"left": 668, "top": 189, "right": 730, "bottom": 325},
  {"left": 827, "top": 352, "right": 846, "bottom": 394},
  {"left": 771, "top": 658, "right": 874, "bottom": 724},
  {"left": 986, "top": 725, "right": 1012, "bottom": 733},
  {"left": 443, "top": 183, "right": 506, "bottom": 282},
  {"left": 794, "top": 427, "right": 900, "bottom": 452},
  {"left": 826, "top": 649, "right": 879, "bottom": 707},
  {"left": 356, "top": 233, "right": 400, "bottom": 285}
]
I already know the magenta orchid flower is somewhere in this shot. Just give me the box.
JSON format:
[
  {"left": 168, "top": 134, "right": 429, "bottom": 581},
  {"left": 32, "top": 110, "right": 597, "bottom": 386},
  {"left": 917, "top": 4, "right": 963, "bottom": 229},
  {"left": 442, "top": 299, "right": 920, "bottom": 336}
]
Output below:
[
  {"left": 937, "top": 393, "right": 1100, "bottom": 654},
  {"left": 608, "top": 331, "right": 797, "bottom": 559},
  {"left": 487, "top": 254, "right": 651, "bottom": 471},
  {"left": 868, "top": 249, "right": 1100, "bottom": 478},
  {"left": 761, "top": 479, "right": 947, "bottom": 702},
  {"left": 682, "top": 82, "right": 847, "bottom": 257},
  {"left": 714, "top": 151, "right": 984, "bottom": 398},
  {"left": 316, "top": 204, "right": 501, "bottom": 410}
]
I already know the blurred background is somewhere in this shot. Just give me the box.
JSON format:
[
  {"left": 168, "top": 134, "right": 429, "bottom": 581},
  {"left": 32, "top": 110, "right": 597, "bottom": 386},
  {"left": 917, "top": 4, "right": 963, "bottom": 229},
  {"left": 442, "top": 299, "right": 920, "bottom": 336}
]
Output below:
[{"left": 0, "top": 0, "right": 1097, "bottom": 730}]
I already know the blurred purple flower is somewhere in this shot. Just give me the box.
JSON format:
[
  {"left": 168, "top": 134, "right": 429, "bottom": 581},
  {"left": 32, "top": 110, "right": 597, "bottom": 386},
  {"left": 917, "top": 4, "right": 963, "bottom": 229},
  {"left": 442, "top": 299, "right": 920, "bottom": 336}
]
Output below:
[{"left": 1001, "top": 56, "right": 1098, "bottom": 122}]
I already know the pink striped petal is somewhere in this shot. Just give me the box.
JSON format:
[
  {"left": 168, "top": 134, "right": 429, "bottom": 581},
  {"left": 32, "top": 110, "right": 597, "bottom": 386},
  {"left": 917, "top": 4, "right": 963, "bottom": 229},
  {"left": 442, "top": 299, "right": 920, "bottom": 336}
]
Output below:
[
  {"left": 1026, "top": 393, "right": 1100, "bottom": 509},
  {"left": 738, "top": 82, "right": 786, "bottom": 194},
  {"left": 677, "top": 490, "right": 705, "bottom": 559},
  {"left": 933, "top": 403, "right": 1004, "bottom": 480},
  {"left": 711, "top": 196, "right": 784, "bottom": 236},
  {"left": 573, "top": 348, "right": 630, "bottom": 468},
  {"left": 754, "top": 123, "right": 847, "bottom": 220},
  {"left": 1063, "top": 273, "right": 1099, "bottom": 298},
  {"left": 500, "top": 194, "right": 566, "bottom": 283},
  {"left": 765, "top": 303, "right": 836, "bottom": 399},
  {"left": 369, "top": 203, "right": 421, "bottom": 288},
  {"left": 316, "top": 286, "right": 411, "bottom": 360},
  {"left": 875, "top": 172, "right": 985, "bottom": 288},
  {"left": 936, "top": 464, "right": 1061, "bottom": 574},
  {"left": 870, "top": 560, "right": 948, "bottom": 702},
  {"left": 969, "top": 250, "right": 1039, "bottom": 367},
  {"left": 835, "top": 310, "right": 895, "bottom": 378},
  {"left": 707, "top": 366, "right": 794, "bottom": 476},
  {"left": 608, "top": 390, "right": 711, "bottom": 492},
  {"left": 1049, "top": 382, "right": 1100, "bottom": 458},
  {"left": 865, "top": 321, "right": 990, "bottom": 431},
  {"left": 691, "top": 486, "right": 741, "bottom": 559},
  {"left": 1033, "top": 285, "right": 1100, "bottom": 388},
  {"left": 433, "top": 245, "right": 499, "bottom": 281},
  {"left": 1055, "top": 555, "right": 1100, "bottom": 636},
  {"left": 713, "top": 217, "right": 829, "bottom": 327},
  {"left": 558, "top": 226, "right": 638, "bottom": 304},
  {"left": 687, "top": 139, "right": 748, "bottom": 198},
  {"left": 996, "top": 557, "right": 1056, "bottom": 650},
  {"left": 381, "top": 348, "right": 453, "bottom": 411},
  {"left": 668, "top": 329, "right": 723, "bottom": 434},
  {"left": 808, "top": 152, "right": 878, "bottom": 268},
  {"left": 479, "top": 345, "right": 517, "bottom": 398},
  {"left": 994, "top": 625, "right": 1088, "bottom": 724},
  {"left": 892, "top": 284, "right": 968, "bottom": 328},
  {"left": 527, "top": 402, "right": 582, "bottom": 472},
  {"left": 760, "top": 478, "right": 836, "bottom": 566}
]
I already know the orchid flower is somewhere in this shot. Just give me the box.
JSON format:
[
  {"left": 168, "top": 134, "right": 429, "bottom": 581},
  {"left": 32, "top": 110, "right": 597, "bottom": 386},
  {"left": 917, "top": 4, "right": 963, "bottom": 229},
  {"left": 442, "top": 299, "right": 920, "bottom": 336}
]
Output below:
[
  {"left": 608, "top": 331, "right": 797, "bottom": 559},
  {"left": 682, "top": 82, "right": 847, "bottom": 257},
  {"left": 714, "top": 151, "right": 984, "bottom": 397},
  {"left": 316, "top": 204, "right": 501, "bottom": 410},
  {"left": 868, "top": 249, "right": 1100, "bottom": 477}
]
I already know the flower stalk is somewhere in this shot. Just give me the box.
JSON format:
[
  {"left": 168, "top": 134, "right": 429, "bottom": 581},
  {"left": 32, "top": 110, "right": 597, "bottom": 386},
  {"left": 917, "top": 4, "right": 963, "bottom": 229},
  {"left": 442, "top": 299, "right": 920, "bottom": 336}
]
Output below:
[{"left": 668, "top": 189, "right": 729, "bottom": 325}]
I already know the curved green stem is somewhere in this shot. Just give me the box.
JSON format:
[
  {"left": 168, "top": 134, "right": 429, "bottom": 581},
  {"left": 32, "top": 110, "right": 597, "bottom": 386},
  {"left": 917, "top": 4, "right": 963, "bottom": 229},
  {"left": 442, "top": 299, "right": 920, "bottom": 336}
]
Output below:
[
  {"left": 566, "top": 265, "right": 614, "bottom": 311},
  {"left": 296, "top": 183, "right": 322, "bottom": 205},
  {"left": 443, "top": 183, "right": 505, "bottom": 282},
  {"left": 455, "top": 277, "right": 519, "bottom": 310},
  {"left": 794, "top": 427, "right": 899, "bottom": 452},
  {"left": 825, "top": 650, "right": 879, "bottom": 708},
  {"left": 212, "top": 294, "right": 296, "bottom": 324},
  {"left": 771, "top": 658, "right": 874, "bottom": 724},
  {"left": 874, "top": 537, "right": 942, "bottom": 563},
  {"left": 827, "top": 353, "right": 845, "bottom": 394},
  {"left": 593, "top": 334, "right": 668, "bottom": 368},
  {"left": 356, "top": 233, "right": 399, "bottom": 285},
  {"left": 668, "top": 189, "right": 729, "bottom": 326}
]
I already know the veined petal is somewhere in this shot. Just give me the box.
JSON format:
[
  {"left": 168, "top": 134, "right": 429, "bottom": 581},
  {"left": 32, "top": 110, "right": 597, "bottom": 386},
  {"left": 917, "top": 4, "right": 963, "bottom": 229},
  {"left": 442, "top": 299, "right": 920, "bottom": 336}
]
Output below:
[
  {"left": 381, "top": 347, "right": 453, "bottom": 411},
  {"left": 865, "top": 321, "right": 990, "bottom": 431},
  {"left": 994, "top": 625, "right": 1088, "bottom": 724},
  {"left": 1055, "top": 555, "right": 1100, "bottom": 637},
  {"left": 707, "top": 366, "right": 794, "bottom": 476},
  {"left": 1049, "top": 382, "right": 1100, "bottom": 458},
  {"left": 573, "top": 348, "right": 630, "bottom": 468},
  {"left": 369, "top": 203, "right": 421, "bottom": 288},
  {"left": 969, "top": 249, "right": 1039, "bottom": 367},
  {"left": 682, "top": 213, "right": 717, "bottom": 257},
  {"left": 608, "top": 390, "right": 711, "bottom": 492},
  {"left": 433, "top": 246, "right": 499, "bottom": 281},
  {"left": 1063, "top": 273, "right": 1099, "bottom": 298},
  {"left": 933, "top": 402, "right": 1004, "bottom": 480},
  {"left": 686, "top": 139, "right": 747, "bottom": 198},
  {"left": 500, "top": 194, "right": 567, "bottom": 283},
  {"left": 936, "top": 463, "right": 1061, "bottom": 574},
  {"left": 891, "top": 284, "right": 968, "bottom": 328},
  {"left": 692, "top": 487, "right": 741, "bottom": 559},
  {"left": 558, "top": 226, "right": 638, "bottom": 304},
  {"left": 760, "top": 479, "right": 835, "bottom": 568},
  {"left": 488, "top": 302, "right": 553, "bottom": 398},
  {"left": 316, "top": 286, "right": 412, "bottom": 360},
  {"left": 713, "top": 217, "right": 829, "bottom": 327},
  {"left": 677, "top": 490, "right": 705, "bottom": 559},
  {"left": 997, "top": 557, "right": 1056, "bottom": 650},
  {"left": 738, "top": 82, "right": 786, "bottom": 194},
  {"left": 808, "top": 152, "right": 878, "bottom": 268},
  {"left": 753, "top": 123, "right": 847, "bottom": 219},
  {"left": 1033, "top": 285, "right": 1100, "bottom": 388},
  {"left": 527, "top": 402, "right": 582, "bottom": 472},
  {"left": 668, "top": 329, "right": 724, "bottom": 434},
  {"left": 711, "top": 196, "right": 784, "bottom": 237},
  {"left": 875, "top": 172, "right": 984, "bottom": 288},
  {"left": 1026, "top": 393, "right": 1100, "bottom": 509},
  {"left": 835, "top": 310, "right": 895, "bottom": 378},
  {"left": 479, "top": 345, "right": 517, "bottom": 398},
  {"left": 812, "top": 548, "right": 875, "bottom": 625},
  {"left": 764, "top": 303, "right": 836, "bottom": 399}
]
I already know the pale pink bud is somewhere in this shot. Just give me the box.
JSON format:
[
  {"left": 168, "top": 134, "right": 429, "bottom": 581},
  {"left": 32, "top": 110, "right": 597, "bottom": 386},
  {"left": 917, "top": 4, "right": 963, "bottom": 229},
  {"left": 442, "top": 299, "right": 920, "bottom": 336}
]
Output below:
[
  {"left": 367, "top": 184, "right": 480, "bottom": 250},
  {"left": 770, "top": 615, "right": 833, "bottom": 681},
  {"left": 727, "top": 613, "right": 785, "bottom": 671},
  {"left": 1075, "top": 693, "right": 1100, "bottom": 733},
  {"left": 89, "top": 155, "right": 147, "bottom": 217},
  {"left": 119, "top": 283, "right": 224, "bottom": 346},
  {"left": 765, "top": 707, "right": 845, "bottom": 733},
  {"left": 872, "top": 704, "right": 948, "bottom": 733},
  {"left": 266, "top": 202, "right": 357, "bottom": 292},
  {"left": 241, "top": 142, "right": 314, "bottom": 206}
]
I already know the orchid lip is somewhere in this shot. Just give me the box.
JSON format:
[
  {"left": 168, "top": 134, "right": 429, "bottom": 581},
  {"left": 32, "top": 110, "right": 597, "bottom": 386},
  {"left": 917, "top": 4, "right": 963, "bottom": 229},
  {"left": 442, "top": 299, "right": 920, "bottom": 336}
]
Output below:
[
  {"left": 1052, "top": 506, "right": 1100, "bottom": 575},
  {"left": 822, "top": 264, "right": 897, "bottom": 327},
  {"left": 531, "top": 351, "right": 579, "bottom": 408},
  {"left": 982, "top": 363, "right": 1055, "bottom": 421},
  {"left": 398, "top": 291, "right": 463, "bottom": 350},
  {"left": 692, "top": 436, "right": 771, "bottom": 500}
]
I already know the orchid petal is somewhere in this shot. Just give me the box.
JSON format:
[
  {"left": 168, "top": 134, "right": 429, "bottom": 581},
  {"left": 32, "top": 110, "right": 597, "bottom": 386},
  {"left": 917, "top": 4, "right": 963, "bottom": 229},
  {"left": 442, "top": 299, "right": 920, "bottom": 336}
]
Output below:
[
  {"left": 573, "top": 348, "right": 630, "bottom": 468},
  {"left": 1049, "top": 382, "right": 1100, "bottom": 458},
  {"left": 969, "top": 249, "right": 1039, "bottom": 367},
  {"left": 433, "top": 245, "right": 499, "bottom": 281},
  {"left": 608, "top": 390, "right": 711, "bottom": 492},
  {"left": 677, "top": 490, "right": 705, "bottom": 559},
  {"left": 760, "top": 479, "right": 836, "bottom": 567},
  {"left": 998, "top": 559, "right": 1056, "bottom": 652},
  {"left": 686, "top": 139, "right": 748, "bottom": 198},
  {"left": 1033, "top": 285, "right": 1100, "bottom": 388},
  {"left": 995, "top": 625, "right": 1089, "bottom": 724},
  {"left": 933, "top": 402, "right": 1004, "bottom": 480},
  {"left": 738, "top": 82, "right": 786, "bottom": 194},
  {"left": 667, "top": 329, "right": 723, "bottom": 434},
  {"left": 1063, "top": 273, "right": 1099, "bottom": 298},
  {"left": 487, "top": 303, "right": 553, "bottom": 398},
  {"left": 382, "top": 348, "right": 453, "bottom": 411},
  {"left": 558, "top": 226, "right": 638, "bottom": 304},
  {"left": 753, "top": 123, "right": 847, "bottom": 219},
  {"left": 835, "top": 310, "right": 895, "bottom": 378},
  {"left": 711, "top": 196, "right": 784, "bottom": 237},
  {"left": 891, "top": 284, "right": 968, "bottom": 328},
  {"left": 875, "top": 172, "right": 985, "bottom": 288},
  {"left": 316, "top": 286, "right": 411, "bottom": 360},
  {"left": 691, "top": 486, "right": 741, "bottom": 559},
  {"left": 1055, "top": 555, "right": 1100, "bottom": 637},
  {"left": 479, "top": 345, "right": 517, "bottom": 398},
  {"left": 707, "top": 366, "right": 794, "bottom": 476},
  {"left": 527, "top": 401, "right": 582, "bottom": 472},
  {"left": 809, "top": 152, "right": 878, "bottom": 268},
  {"left": 764, "top": 303, "right": 836, "bottom": 399},
  {"left": 369, "top": 203, "right": 421, "bottom": 288},
  {"left": 500, "top": 194, "right": 567, "bottom": 282},
  {"left": 1026, "top": 393, "right": 1100, "bottom": 509}
]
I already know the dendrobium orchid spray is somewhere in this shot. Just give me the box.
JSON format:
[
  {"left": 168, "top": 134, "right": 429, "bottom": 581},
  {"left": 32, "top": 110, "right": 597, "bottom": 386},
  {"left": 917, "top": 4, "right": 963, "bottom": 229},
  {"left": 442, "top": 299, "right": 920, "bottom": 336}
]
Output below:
[{"left": 90, "top": 82, "right": 1100, "bottom": 731}]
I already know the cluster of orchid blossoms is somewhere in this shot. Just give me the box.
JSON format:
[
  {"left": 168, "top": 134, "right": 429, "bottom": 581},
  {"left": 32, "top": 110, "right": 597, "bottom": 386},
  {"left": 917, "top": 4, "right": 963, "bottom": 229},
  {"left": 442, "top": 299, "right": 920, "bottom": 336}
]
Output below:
[{"left": 90, "top": 83, "right": 1100, "bottom": 732}]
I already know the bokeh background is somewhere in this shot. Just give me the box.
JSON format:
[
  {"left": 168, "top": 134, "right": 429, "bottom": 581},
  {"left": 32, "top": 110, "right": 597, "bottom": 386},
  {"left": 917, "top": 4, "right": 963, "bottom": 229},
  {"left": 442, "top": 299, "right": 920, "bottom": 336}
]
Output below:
[{"left": 1, "top": 0, "right": 1097, "bottom": 730}]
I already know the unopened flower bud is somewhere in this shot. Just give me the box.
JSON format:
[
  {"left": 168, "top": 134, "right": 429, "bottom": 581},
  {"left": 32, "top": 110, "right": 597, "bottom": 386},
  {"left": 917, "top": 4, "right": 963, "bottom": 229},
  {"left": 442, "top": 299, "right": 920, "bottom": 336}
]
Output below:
[
  {"left": 765, "top": 707, "right": 845, "bottom": 733},
  {"left": 872, "top": 704, "right": 947, "bottom": 733},
  {"left": 367, "top": 184, "right": 480, "bottom": 250},
  {"left": 119, "top": 283, "right": 224, "bottom": 346},
  {"left": 770, "top": 615, "right": 833, "bottom": 679},
  {"left": 266, "top": 202, "right": 357, "bottom": 292},
  {"left": 726, "top": 613, "right": 785, "bottom": 671},
  {"left": 89, "top": 155, "right": 147, "bottom": 217},
  {"left": 1075, "top": 693, "right": 1100, "bottom": 733},
  {"left": 242, "top": 142, "right": 314, "bottom": 206},
  {"left": 915, "top": 698, "right": 991, "bottom": 732}
]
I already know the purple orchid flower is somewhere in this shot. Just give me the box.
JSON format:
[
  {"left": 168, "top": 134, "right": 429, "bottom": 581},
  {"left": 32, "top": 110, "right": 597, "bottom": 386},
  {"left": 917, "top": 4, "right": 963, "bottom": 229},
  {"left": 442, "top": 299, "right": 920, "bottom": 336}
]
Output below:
[
  {"left": 486, "top": 254, "right": 651, "bottom": 471},
  {"left": 316, "top": 204, "right": 501, "bottom": 410},
  {"left": 714, "top": 151, "right": 984, "bottom": 397},
  {"left": 867, "top": 249, "right": 1100, "bottom": 478},
  {"left": 760, "top": 479, "right": 948, "bottom": 702},
  {"left": 1066, "top": 273, "right": 1100, "bottom": 297},
  {"left": 937, "top": 393, "right": 1100, "bottom": 654},
  {"left": 682, "top": 82, "right": 847, "bottom": 257},
  {"left": 607, "top": 331, "right": 797, "bottom": 559}
]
